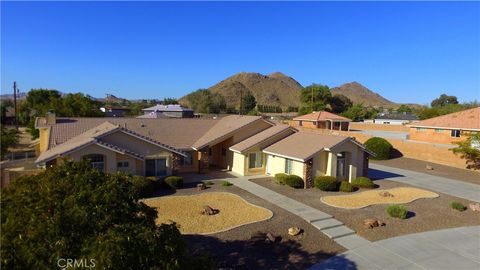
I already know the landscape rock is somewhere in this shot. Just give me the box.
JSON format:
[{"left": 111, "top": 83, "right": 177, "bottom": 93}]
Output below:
[
  {"left": 266, "top": 232, "right": 276, "bottom": 243},
  {"left": 379, "top": 191, "right": 394, "bottom": 197},
  {"left": 197, "top": 183, "right": 206, "bottom": 191},
  {"left": 288, "top": 227, "right": 301, "bottom": 236},
  {"left": 364, "top": 218, "right": 385, "bottom": 229},
  {"left": 426, "top": 165, "right": 434, "bottom": 170},
  {"left": 201, "top": 205, "right": 217, "bottom": 215},
  {"left": 469, "top": 203, "right": 480, "bottom": 212}
]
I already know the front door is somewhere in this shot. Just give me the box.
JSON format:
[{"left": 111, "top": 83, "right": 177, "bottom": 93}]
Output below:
[
  {"left": 266, "top": 155, "right": 271, "bottom": 175},
  {"left": 336, "top": 152, "right": 348, "bottom": 180}
]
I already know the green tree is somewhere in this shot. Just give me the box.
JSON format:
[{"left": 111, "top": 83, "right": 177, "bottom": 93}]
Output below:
[
  {"left": 431, "top": 94, "right": 459, "bottom": 107},
  {"left": 25, "top": 89, "right": 62, "bottom": 115},
  {"left": 341, "top": 104, "right": 379, "bottom": 121},
  {"left": 162, "top": 98, "right": 178, "bottom": 105},
  {"left": 451, "top": 132, "right": 480, "bottom": 170},
  {"left": 329, "top": 94, "right": 353, "bottom": 113},
  {"left": 1, "top": 126, "right": 19, "bottom": 159},
  {"left": 241, "top": 92, "right": 256, "bottom": 114},
  {"left": 60, "top": 93, "right": 103, "bottom": 117},
  {"left": 396, "top": 105, "right": 413, "bottom": 114},
  {"left": 1, "top": 160, "right": 210, "bottom": 269},
  {"left": 186, "top": 89, "right": 226, "bottom": 114}
]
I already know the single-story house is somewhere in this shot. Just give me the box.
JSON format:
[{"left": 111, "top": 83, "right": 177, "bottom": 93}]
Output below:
[
  {"left": 141, "top": 104, "right": 194, "bottom": 118},
  {"left": 408, "top": 107, "right": 480, "bottom": 144},
  {"left": 292, "top": 111, "right": 351, "bottom": 131},
  {"left": 35, "top": 112, "right": 372, "bottom": 188},
  {"left": 372, "top": 113, "right": 418, "bottom": 125},
  {"left": 100, "top": 106, "right": 131, "bottom": 117}
]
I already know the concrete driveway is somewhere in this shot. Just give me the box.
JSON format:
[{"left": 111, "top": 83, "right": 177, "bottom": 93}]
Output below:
[{"left": 310, "top": 226, "right": 480, "bottom": 270}]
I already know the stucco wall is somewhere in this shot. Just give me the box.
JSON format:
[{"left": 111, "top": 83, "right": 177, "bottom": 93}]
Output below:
[
  {"left": 232, "top": 152, "right": 245, "bottom": 175},
  {"left": 177, "top": 151, "right": 199, "bottom": 173},
  {"left": 68, "top": 144, "right": 118, "bottom": 172},
  {"left": 330, "top": 140, "right": 365, "bottom": 179},
  {"left": 409, "top": 127, "right": 470, "bottom": 144},
  {"left": 349, "top": 122, "right": 410, "bottom": 132},
  {"left": 266, "top": 154, "right": 303, "bottom": 177},
  {"left": 39, "top": 128, "right": 50, "bottom": 153},
  {"left": 101, "top": 131, "right": 173, "bottom": 157},
  {"left": 115, "top": 153, "right": 138, "bottom": 175}
]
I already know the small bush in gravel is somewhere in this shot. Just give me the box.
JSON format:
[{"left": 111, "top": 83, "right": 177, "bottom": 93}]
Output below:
[
  {"left": 351, "top": 177, "right": 375, "bottom": 189},
  {"left": 222, "top": 181, "right": 233, "bottom": 186},
  {"left": 274, "top": 173, "right": 288, "bottom": 185},
  {"left": 314, "top": 176, "right": 337, "bottom": 191},
  {"left": 284, "top": 175, "right": 304, "bottom": 189},
  {"left": 365, "top": 137, "right": 393, "bottom": 160},
  {"left": 164, "top": 176, "right": 183, "bottom": 189},
  {"left": 387, "top": 205, "right": 408, "bottom": 219},
  {"left": 338, "top": 181, "right": 354, "bottom": 192},
  {"left": 451, "top": 201, "right": 466, "bottom": 211}
]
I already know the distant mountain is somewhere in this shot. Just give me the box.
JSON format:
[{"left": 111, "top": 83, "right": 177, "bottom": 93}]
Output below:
[
  {"left": 330, "top": 82, "right": 396, "bottom": 107},
  {"left": 0, "top": 92, "right": 27, "bottom": 100},
  {"left": 180, "top": 72, "right": 303, "bottom": 108}
]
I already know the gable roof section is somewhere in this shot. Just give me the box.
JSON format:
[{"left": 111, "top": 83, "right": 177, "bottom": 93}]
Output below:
[
  {"left": 409, "top": 107, "right": 480, "bottom": 130},
  {"left": 293, "top": 111, "right": 351, "bottom": 122},
  {"left": 192, "top": 115, "right": 272, "bottom": 150},
  {"left": 229, "top": 125, "right": 296, "bottom": 153},
  {"left": 263, "top": 132, "right": 369, "bottom": 162}
]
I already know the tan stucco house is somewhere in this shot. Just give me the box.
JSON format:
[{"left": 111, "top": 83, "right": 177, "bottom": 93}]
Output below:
[
  {"left": 35, "top": 112, "right": 372, "bottom": 188},
  {"left": 292, "top": 111, "right": 351, "bottom": 130}
]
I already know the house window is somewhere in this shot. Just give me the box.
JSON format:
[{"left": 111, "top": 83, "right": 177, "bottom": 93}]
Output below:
[
  {"left": 383, "top": 122, "right": 390, "bottom": 125},
  {"left": 248, "top": 152, "right": 263, "bottom": 169},
  {"left": 299, "top": 121, "right": 303, "bottom": 126},
  {"left": 435, "top": 129, "right": 444, "bottom": 133},
  {"left": 83, "top": 154, "right": 104, "bottom": 171},
  {"left": 416, "top": 128, "right": 426, "bottom": 131},
  {"left": 285, "top": 159, "right": 293, "bottom": 174},
  {"left": 334, "top": 122, "right": 341, "bottom": 128},
  {"left": 451, "top": 130, "right": 461, "bottom": 138},
  {"left": 117, "top": 161, "right": 129, "bottom": 168},
  {"left": 222, "top": 148, "right": 227, "bottom": 156},
  {"left": 145, "top": 158, "right": 167, "bottom": 177},
  {"left": 180, "top": 152, "right": 193, "bottom": 166}
]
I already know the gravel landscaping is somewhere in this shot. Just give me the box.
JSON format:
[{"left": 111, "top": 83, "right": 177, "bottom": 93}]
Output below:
[
  {"left": 251, "top": 177, "right": 480, "bottom": 242},
  {"left": 156, "top": 181, "right": 345, "bottom": 269},
  {"left": 143, "top": 192, "right": 273, "bottom": 234},
  {"left": 321, "top": 187, "right": 438, "bottom": 209}
]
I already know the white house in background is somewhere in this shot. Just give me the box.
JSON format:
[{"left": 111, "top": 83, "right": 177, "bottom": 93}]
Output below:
[{"left": 372, "top": 113, "right": 418, "bottom": 125}]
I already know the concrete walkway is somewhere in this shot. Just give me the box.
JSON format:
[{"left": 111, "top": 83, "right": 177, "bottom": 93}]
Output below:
[
  {"left": 370, "top": 163, "right": 480, "bottom": 203},
  {"left": 311, "top": 226, "right": 480, "bottom": 270}
]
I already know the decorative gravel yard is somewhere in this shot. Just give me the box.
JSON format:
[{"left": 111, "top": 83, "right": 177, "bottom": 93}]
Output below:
[
  {"left": 321, "top": 187, "right": 439, "bottom": 209},
  {"left": 143, "top": 192, "right": 273, "bottom": 234}
]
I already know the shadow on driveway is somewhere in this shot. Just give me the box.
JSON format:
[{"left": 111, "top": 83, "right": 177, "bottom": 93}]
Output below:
[{"left": 369, "top": 168, "right": 405, "bottom": 180}]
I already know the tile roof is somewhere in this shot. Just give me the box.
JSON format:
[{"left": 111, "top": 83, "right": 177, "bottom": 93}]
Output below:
[
  {"left": 293, "top": 111, "right": 351, "bottom": 122},
  {"left": 229, "top": 125, "right": 296, "bottom": 153},
  {"left": 142, "top": 104, "right": 193, "bottom": 112},
  {"left": 409, "top": 107, "right": 480, "bottom": 130},
  {"left": 263, "top": 132, "right": 350, "bottom": 162},
  {"left": 192, "top": 115, "right": 271, "bottom": 149}
]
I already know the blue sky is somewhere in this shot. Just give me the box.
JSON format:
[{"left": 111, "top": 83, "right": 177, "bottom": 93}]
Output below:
[{"left": 1, "top": 1, "right": 479, "bottom": 104}]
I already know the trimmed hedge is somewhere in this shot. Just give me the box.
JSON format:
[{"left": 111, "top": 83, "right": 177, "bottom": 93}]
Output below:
[
  {"left": 351, "top": 177, "right": 375, "bottom": 189},
  {"left": 451, "top": 201, "right": 466, "bottom": 211},
  {"left": 164, "top": 176, "right": 183, "bottom": 189},
  {"left": 364, "top": 137, "right": 393, "bottom": 160},
  {"left": 387, "top": 205, "right": 408, "bottom": 219},
  {"left": 314, "top": 176, "right": 337, "bottom": 191},
  {"left": 274, "top": 173, "right": 288, "bottom": 185},
  {"left": 338, "top": 181, "right": 354, "bottom": 192},
  {"left": 130, "top": 175, "right": 160, "bottom": 197},
  {"left": 222, "top": 181, "right": 233, "bottom": 186},
  {"left": 284, "top": 175, "right": 304, "bottom": 189}
]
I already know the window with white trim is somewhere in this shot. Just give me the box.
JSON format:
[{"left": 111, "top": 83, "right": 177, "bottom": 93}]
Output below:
[
  {"left": 248, "top": 152, "right": 263, "bottom": 169},
  {"left": 117, "top": 161, "right": 129, "bottom": 168},
  {"left": 83, "top": 154, "right": 105, "bottom": 171},
  {"left": 180, "top": 152, "right": 193, "bottom": 166},
  {"left": 451, "top": 130, "right": 461, "bottom": 138},
  {"left": 285, "top": 159, "right": 293, "bottom": 174}
]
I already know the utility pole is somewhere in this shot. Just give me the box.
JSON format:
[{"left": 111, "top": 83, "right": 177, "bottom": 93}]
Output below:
[{"left": 13, "top": 81, "right": 18, "bottom": 129}]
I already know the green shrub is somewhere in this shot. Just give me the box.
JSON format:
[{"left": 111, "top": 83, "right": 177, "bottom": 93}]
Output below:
[
  {"left": 222, "top": 181, "right": 233, "bottom": 186},
  {"left": 274, "top": 173, "right": 288, "bottom": 185},
  {"left": 451, "top": 201, "right": 466, "bottom": 211},
  {"left": 387, "top": 205, "right": 408, "bottom": 219},
  {"left": 338, "top": 181, "right": 354, "bottom": 192},
  {"left": 364, "top": 137, "right": 393, "bottom": 160},
  {"left": 164, "top": 176, "right": 183, "bottom": 189},
  {"left": 314, "top": 176, "right": 338, "bottom": 191},
  {"left": 351, "top": 177, "right": 375, "bottom": 188},
  {"left": 284, "top": 175, "right": 304, "bottom": 188}
]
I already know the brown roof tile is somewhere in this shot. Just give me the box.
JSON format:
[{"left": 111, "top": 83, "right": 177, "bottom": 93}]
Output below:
[
  {"left": 410, "top": 107, "right": 480, "bottom": 130},
  {"left": 229, "top": 125, "right": 296, "bottom": 153}
]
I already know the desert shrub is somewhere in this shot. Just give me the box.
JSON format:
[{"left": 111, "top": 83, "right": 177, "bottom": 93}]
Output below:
[
  {"left": 387, "top": 204, "right": 408, "bottom": 219},
  {"left": 351, "top": 177, "right": 375, "bottom": 188},
  {"left": 364, "top": 137, "right": 393, "bottom": 160},
  {"left": 274, "top": 173, "right": 288, "bottom": 185},
  {"left": 451, "top": 201, "right": 466, "bottom": 211},
  {"left": 284, "top": 175, "right": 304, "bottom": 188},
  {"left": 130, "top": 175, "right": 160, "bottom": 197},
  {"left": 338, "top": 181, "right": 354, "bottom": 192},
  {"left": 314, "top": 176, "right": 338, "bottom": 191},
  {"left": 222, "top": 181, "right": 233, "bottom": 186},
  {"left": 164, "top": 176, "right": 183, "bottom": 189}
]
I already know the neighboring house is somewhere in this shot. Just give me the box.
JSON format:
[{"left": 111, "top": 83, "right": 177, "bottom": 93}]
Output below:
[
  {"left": 141, "top": 104, "right": 194, "bottom": 118},
  {"left": 100, "top": 106, "right": 131, "bottom": 117},
  {"left": 35, "top": 112, "right": 372, "bottom": 188},
  {"left": 408, "top": 107, "right": 480, "bottom": 144},
  {"left": 373, "top": 113, "right": 418, "bottom": 125},
  {"left": 292, "top": 111, "right": 351, "bottom": 131}
]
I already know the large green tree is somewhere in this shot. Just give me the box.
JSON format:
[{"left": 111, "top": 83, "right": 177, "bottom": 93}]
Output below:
[
  {"left": 451, "top": 132, "right": 480, "bottom": 170},
  {"left": 1, "top": 161, "right": 209, "bottom": 269},
  {"left": 341, "top": 104, "right": 379, "bottom": 121},
  {"left": 298, "top": 84, "right": 332, "bottom": 115},
  {"left": 241, "top": 92, "right": 257, "bottom": 114},
  {"left": 329, "top": 94, "right": 353, "bottom": 114},
  {"left": 431, "top": 94, "right": 459, "bottom": 107},
  {"left": 186, "top": 89, "right": 226, "bottom": 114},
  {"left": 1, "top": 126, "right": 19, "bottom": 159}
]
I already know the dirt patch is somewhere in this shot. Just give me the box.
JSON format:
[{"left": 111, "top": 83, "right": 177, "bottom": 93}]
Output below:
[
  {"left": 143, "top": 192, "right": 272, "bottom": 234},
  {"left": 156, "top": 181, "right": 345, "bottom": 269},
  {"left": 371, "top": 157, "right": 480, "bottom": 185},
  {"left": 321, "top": 187, "right": 438, "bottom": 209},
  {"left": 251, "top": 177, "right": 480, "bottom": 242}
]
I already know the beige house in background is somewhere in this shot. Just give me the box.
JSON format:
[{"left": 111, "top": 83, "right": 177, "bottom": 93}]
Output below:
[{"left": 35, "top": 112, "right": 372, "bottom": 188}]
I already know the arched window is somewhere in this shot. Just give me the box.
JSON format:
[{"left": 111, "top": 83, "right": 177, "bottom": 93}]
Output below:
[{"left": 83, "top": 154, "right": 105, "bottom": 171}]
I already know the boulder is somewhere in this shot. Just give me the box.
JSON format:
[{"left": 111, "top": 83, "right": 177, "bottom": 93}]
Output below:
[
  {"left": 379, "top": 191, "right": 394, "bottom": 197},
  {"left": 200, "top": 205, "right": 216, "bottom": 215},
  {"left": 197, "top": 183, "right": 206, "bottom": 191},
  {"left": 266, "top": 232, "right": 276, "bottom": 243},
  {"left": 288, "top": 227, "right": 301, "bottom": 236},
  {"left": 469, "top": 203, "right": 480, "bottom": 212},
  {"left": 426, "top": 165, "right": 434, "bottom": 170},
  {"left": 364, "top": 218, "right": 385, "bottom": 229}
]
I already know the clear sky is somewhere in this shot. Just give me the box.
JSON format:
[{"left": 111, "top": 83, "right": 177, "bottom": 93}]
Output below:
[{"left": 1, "top": 1, "right": 479, "bottom": 104}]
